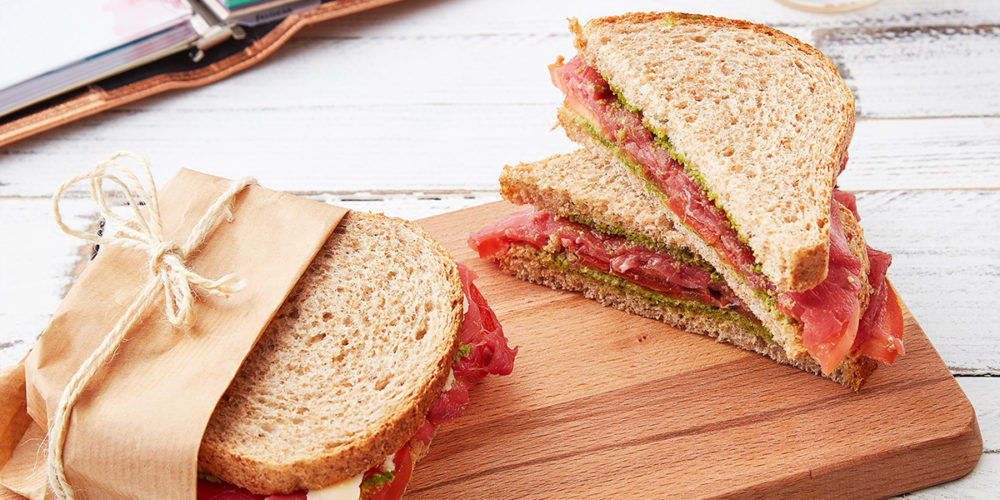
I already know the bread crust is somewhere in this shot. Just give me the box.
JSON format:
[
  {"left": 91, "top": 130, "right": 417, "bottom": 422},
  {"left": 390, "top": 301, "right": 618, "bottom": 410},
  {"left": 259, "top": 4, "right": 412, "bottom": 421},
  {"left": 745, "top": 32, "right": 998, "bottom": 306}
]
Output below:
[
  {"left": 198, "top": 212, "right": 463, "bottom": 494},
  {"left": 840, "top": 204, "right": 873, "bottom": 315},
  {"left": 568, "top": 12, "right": 856, "bottom": 293}
]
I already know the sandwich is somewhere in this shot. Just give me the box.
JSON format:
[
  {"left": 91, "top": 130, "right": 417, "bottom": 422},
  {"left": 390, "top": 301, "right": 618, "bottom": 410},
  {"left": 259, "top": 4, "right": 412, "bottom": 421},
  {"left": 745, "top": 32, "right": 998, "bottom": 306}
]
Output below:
[
  {"left": 196, "top": 211, "right": 517, "bottom": 499},
  {"left": 470, "top": 150, "right": 900, "bottom": 389},
  {"left": 472, "top": 12, "right": 903, "bottom": 390}
]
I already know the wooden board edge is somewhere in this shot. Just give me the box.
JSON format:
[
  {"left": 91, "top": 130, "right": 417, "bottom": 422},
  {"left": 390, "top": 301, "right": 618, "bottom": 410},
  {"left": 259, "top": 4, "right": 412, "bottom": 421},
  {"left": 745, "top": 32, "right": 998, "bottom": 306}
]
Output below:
[
  {"left": 416, "top": 200, "right": 986, "bottom": 498},
  {"left": 718, "top": 402, "right": 983, "bottom": 499}
]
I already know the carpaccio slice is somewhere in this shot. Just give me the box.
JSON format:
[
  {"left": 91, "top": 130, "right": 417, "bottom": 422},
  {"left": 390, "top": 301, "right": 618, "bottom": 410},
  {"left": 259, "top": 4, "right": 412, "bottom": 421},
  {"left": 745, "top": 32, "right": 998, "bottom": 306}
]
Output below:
[
  {"left": 779, "top": 199, "right": 863, "bottom": 374},
  {"left": 549, "top": 56, "right": 903, "bottom": 372},
  {"left": 468, "top": 209, "right": 744, "bottom": 310},
  {"left": 196, "top": 263, "right": 516, "bottom": 500}
]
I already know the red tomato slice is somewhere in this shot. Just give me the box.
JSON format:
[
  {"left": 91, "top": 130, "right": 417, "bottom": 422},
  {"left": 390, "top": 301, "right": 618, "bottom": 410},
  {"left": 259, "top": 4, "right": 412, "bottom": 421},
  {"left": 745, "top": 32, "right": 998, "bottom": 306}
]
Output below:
[{"left": 368, "top": 444, "right": 413, "bottom": 500}]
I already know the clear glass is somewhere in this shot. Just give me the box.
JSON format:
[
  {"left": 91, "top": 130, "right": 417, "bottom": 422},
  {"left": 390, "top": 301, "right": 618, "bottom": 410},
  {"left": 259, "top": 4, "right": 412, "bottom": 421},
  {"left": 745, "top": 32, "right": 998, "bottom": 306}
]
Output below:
[{"left": 776, "top": 0, "right": 881, "bottom": 13}]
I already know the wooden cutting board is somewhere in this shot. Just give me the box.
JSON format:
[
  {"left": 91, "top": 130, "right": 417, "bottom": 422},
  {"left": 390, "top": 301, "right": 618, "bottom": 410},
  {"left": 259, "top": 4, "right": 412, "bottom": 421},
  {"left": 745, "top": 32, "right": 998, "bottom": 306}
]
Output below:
[{"left": 408, "top": 201, "right": 982, "bottom": 499}]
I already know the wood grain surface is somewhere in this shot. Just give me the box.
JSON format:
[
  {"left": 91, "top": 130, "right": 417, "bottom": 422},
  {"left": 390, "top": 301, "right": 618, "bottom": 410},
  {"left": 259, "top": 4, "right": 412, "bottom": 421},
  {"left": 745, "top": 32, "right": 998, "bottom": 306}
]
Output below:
[{"left": 409, "top": 201, "right": 982, "bottom": 499}]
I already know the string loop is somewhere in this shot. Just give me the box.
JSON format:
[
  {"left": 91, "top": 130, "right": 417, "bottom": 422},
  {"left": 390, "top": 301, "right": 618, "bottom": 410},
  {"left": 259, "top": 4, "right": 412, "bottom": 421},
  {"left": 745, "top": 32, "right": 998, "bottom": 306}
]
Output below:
[{"left": 47, "top": 152, "right": 256, "bottom": 499}]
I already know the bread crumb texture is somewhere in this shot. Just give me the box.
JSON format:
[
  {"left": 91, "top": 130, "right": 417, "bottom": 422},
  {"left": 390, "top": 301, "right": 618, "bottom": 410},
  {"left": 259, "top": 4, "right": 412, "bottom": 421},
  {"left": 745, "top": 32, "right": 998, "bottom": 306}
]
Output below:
[{"left": 199, "top": 211, "right": 462, "bottom": 494}]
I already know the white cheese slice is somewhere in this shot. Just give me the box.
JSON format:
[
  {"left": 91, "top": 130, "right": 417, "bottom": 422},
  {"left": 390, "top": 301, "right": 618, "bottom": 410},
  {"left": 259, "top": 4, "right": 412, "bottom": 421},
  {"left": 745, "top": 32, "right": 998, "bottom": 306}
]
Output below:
[
  {"left": 306, "top": 474, "right": 363, "bottom": 500},
  {"left": 442, "top": 369, "right": 456, "bottom": 392},
  {"left": 382, "top": 452, "right": 396, "bottom": 473}
]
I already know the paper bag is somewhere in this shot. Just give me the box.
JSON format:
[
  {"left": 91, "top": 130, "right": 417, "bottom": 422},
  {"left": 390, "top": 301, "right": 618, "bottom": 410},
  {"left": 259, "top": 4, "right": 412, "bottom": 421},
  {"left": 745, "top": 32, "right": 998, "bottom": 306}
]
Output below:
[{"left": 0, "top": 168, "right": 347, "bottom": 499}]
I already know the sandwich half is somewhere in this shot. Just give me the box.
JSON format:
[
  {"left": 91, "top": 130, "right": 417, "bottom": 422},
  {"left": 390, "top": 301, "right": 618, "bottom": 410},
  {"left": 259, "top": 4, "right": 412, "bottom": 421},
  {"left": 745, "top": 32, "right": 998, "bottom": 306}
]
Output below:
[
  {"left": 537, "top": 12, "right": 904, "bottom": 386},
  {"left": 554, "top": 12, "right": 854, "bottom": 293},
  {"left": 470, "top": 150, "right": 901, "bottom": 390},
  {"left": 197, "top": 211, "right": 517, "bottom": 499}
]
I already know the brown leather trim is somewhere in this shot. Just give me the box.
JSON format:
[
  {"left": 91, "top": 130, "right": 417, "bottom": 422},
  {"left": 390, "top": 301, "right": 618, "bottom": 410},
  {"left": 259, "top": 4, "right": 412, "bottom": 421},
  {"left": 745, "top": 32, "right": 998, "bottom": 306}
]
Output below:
[{"left": 0, "top": 0, "right": 403, "bottom": 148}]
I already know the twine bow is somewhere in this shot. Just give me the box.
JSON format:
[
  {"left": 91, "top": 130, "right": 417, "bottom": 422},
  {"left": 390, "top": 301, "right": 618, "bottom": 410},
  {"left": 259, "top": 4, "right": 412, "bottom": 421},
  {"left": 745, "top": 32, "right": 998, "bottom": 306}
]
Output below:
[{"left": 46, "top": 152, "right": 256, "bottom": 499}]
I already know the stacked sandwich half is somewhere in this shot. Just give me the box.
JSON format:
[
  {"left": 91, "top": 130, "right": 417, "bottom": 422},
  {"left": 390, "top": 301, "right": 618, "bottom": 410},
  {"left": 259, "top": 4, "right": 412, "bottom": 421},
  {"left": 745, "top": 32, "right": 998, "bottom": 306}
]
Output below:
[{"left": 470, "top": 12, "right": 904, "bottom": 390}]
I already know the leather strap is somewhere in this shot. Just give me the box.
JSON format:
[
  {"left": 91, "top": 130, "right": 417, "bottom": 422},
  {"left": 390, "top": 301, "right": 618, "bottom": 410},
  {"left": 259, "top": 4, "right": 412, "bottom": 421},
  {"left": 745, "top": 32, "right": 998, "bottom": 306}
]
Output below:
[{"left": 0, "top": 0, "right": 404, "bottom": 148}]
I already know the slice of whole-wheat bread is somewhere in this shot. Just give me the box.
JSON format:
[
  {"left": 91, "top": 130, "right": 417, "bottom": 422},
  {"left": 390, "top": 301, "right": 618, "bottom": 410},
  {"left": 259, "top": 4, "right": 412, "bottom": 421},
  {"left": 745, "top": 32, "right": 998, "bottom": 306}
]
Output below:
[
  {"left": 568, "top": 12, "right": 856, "bottom": 293},
  {"left": 498, "top": 149, "right": 876, "bottom": 389},
  {"left": 198, "top": 211, "right": 463, "bottom": 494}
]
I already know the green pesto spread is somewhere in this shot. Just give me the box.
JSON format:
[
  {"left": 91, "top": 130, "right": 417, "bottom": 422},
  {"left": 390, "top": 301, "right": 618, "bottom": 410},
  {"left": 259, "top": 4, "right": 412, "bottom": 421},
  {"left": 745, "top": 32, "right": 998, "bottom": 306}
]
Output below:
[
  {"left": 197, "top": 472, "right": 222, "bottom": 484},
  {"left": 609, "top": 84, "right": 642, "bottom": 114},
  {"left": 754, "top": 288, "right": 786, "bottom": 319},
  {"left": 577, "top": 116, "right": 666, "bottom": 203},
  {"left": 571, "top": 116, "right": 800, "bottom": 327},
  {"left": 543, "top": 251, "right": 772, "bottom": 342},
  {"left": 588, "top": 72, "right": 752, "bottom": 246},
  {"left": 361, "top": 471, "right": 396, "bottom": 493},
  {"left": 455, "top": 343, "right": 471, "bottom": 362},
  {"left": 560, "top": 213, "right": 715, "bottom": 276}
]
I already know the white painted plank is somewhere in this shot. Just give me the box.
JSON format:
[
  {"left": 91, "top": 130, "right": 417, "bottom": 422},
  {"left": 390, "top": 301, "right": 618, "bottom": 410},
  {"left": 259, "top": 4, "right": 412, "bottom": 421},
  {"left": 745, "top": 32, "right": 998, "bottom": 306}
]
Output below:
[
  {"left": 317, "top": 190, "right": 501, "bottom": 220},
  {"left": 842, "top": 117, "right": 1000, "bottom": 190},
  {"left": 305, "top": 0, "right": 1000, "bottom": 38},
  {"left": 3, "top": 114, "right": 999, "bottom": 197},
  {"left": 897, "top": 452, "right": 999, "bottom": 499},
  {"left": 0, "top": 197, "right": 97, "bottom": 366},
  {"left": 0, "top": 103, "right": 578, "bottom": 197},
  {"left": 127, "top": 31, "right": 574, "bottom": 109},
  {"left": 854, "top": 190, "right": 1000, "bottom": 374},
  {"left": 818, "top": 24, "right": 1000, "bottom": 118},
  {"left": 956, "top": 377, "right": 1000, "bottom": 452}
]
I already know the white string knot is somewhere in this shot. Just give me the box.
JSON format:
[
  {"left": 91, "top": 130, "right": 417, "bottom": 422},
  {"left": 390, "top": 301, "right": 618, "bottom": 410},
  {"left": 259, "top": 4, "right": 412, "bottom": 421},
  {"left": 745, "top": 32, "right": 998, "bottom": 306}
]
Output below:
[
  {"left": 46, "top": 152, "right": 256, "bottom": 499},
  {"left": 149, "top": 241, "right": 178, "bottom": 268},
  {"left": 149, "top": 240, "right": 196, "bottom": 326}
]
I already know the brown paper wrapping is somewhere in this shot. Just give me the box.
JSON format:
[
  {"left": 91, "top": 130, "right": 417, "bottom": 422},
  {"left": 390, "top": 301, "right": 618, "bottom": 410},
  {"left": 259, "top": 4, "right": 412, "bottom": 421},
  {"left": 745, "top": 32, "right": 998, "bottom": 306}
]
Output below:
[{"left": 0, "top": 169, "right": 348, "bottom": 499}]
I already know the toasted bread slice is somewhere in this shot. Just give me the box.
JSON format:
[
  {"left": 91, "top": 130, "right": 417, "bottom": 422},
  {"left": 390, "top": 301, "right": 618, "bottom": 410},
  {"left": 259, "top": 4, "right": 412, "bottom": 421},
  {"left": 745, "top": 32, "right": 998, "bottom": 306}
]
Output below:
[
  {"left": 498, "top": 150, "right": 876, "bottom": 389},
  {"left": 198, "top": 211, "right": 463, "bottom": 494},
  {"left": 568, "top": 12, "right": 856, "bottom": 293}
]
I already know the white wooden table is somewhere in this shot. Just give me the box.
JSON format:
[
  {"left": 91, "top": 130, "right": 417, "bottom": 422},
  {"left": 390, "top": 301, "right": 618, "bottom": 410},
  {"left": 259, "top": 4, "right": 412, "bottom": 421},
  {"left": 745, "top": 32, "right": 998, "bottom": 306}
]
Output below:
[{"left": 1, "top": 0, "right": 997, "bottom": 497}]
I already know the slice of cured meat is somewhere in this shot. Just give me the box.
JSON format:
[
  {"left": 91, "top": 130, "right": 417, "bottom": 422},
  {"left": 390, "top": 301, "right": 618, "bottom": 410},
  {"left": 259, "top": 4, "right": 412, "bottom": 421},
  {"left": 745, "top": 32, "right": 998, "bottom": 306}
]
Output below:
[
  {"left": 779, "top": 200, "right": 862, "bottom": 373},
  {"left": 469, "top": 209, "right": 744, "bottom": 309}
]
